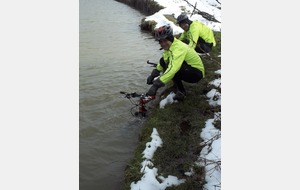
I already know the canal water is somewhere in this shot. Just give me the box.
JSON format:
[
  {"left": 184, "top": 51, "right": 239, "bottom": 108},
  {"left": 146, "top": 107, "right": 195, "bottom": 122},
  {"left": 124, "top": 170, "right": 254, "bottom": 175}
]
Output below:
[{"left": 79, "top": 0, "right": 161, "bottom": 189}]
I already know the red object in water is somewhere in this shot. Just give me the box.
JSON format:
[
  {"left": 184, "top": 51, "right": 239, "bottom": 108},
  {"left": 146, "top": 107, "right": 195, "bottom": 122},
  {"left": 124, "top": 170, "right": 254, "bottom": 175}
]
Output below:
[{"left": 139, "top": 95, "right": 155, "bottom": 114}]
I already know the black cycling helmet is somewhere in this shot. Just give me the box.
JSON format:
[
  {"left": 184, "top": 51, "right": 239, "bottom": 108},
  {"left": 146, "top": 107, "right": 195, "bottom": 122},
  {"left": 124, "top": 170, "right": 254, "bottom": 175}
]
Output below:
[
  {"left": 176, "top": 13, "right": 188, "bottom": 24},
  {"left": 154, "top": 24, "right": 173, "bottom": 41}
]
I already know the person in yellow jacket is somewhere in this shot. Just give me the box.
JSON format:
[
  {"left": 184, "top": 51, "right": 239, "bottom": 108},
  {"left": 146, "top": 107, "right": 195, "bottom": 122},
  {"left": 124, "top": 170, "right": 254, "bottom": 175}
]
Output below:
[
  {"left": 146, "top": 24, "right": 205, "bottom": 101},
  {"left": 176, "top": 13, "right": 216, "bottom": 53}
]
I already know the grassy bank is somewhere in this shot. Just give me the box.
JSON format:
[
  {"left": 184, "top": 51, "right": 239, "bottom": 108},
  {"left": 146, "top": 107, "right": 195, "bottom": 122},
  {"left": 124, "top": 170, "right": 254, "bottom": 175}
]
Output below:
[
  {"left": 114, "top": 1, "right": 221, "bottom": 189},
  {"left": 123, "top": 32, "right": 221, "bottom": 189},
  {"left": 115, "top": 0, "right": 164, "bottom": 15}
]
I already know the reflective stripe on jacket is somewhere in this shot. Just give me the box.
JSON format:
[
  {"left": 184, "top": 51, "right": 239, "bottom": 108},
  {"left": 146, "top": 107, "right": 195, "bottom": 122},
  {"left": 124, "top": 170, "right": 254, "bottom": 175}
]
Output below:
[
  {"left": 156, "top": 38, "right": 205, "bottom": 84},
  {"left": 179, "top": 21, "right": 216, "bottom": 49}
]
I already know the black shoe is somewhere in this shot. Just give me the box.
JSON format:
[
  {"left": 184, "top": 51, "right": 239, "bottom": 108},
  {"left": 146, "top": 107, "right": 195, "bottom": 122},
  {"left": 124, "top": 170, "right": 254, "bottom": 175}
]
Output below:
[{"left": 173, "top": 91, "right": 186, "bottom": 101}]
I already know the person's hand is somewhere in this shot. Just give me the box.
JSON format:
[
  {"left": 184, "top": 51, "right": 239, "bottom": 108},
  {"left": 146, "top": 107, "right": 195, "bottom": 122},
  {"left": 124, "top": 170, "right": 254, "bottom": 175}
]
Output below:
[
  {"left": 146, "top": 85, "right": 158, "bottom": 96},
  {"left": 146, "top": 69, "right": 160, "bottom": 85},
  {"left": 146, "top": 75, "right": 154, "bottom": 85},
  {"left": 146, "top": 78, "right": 165, "bottom": 96},
  {"left": 153, "top": 78, "right": 165, "bottom": 88}
]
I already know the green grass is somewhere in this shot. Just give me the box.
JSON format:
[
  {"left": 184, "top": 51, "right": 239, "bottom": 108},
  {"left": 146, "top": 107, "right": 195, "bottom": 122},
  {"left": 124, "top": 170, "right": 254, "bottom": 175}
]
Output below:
[{"left": 123, "top": 31, "right": 221, "bottom": 190}]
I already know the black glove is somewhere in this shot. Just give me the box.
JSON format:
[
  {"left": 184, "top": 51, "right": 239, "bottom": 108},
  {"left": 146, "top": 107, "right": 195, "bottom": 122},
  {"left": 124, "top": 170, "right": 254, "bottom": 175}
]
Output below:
[
  {"left": 146, "top": 78, "right": 165, "bottom": 96},
  {"left": 146, "top": 69, "right": 160, "bottom": 85},
  {"left": 146, "top": 76, "right": 154, "bottom": 85},
  {"left": 146, "top": 85, "right": 158, "bottom": 96}
]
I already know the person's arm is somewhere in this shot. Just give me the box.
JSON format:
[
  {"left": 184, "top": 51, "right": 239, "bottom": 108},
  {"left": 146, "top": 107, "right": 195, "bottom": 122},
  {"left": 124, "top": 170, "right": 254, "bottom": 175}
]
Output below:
[
  {"left": 159, "top": 49, "right": 186, "bottom": 84},
  {"left": 178, "top": 32, "right": 185, "bottom": 41},
  {"left": 156, "top": 64, "right": 164, "bottom": 72},
  {"left": 188, "top": 23, "right": 200, "bottom": 49}
]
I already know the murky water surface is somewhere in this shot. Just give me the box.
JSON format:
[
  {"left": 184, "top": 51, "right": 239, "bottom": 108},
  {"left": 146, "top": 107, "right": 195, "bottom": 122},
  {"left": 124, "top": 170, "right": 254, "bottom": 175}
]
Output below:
[{"left": 80, "top": 0, "right": 161, "bottom": 189}]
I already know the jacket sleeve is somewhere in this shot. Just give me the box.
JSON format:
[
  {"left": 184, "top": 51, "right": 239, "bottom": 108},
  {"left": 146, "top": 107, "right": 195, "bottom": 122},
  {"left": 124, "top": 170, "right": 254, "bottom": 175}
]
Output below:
[
  {"left": 178, "top": 32, "right": 185, "bottom": 41},
  {"left": 159, "top": 48, "right": 186, "bottom": 84},
  {"left": 156, "top": 64, "right": 164, "bottom": 72},
  {"left": 156, "top": 51, "right": 169, "bottom": 72},
  {"left": 188, "top": 23, "right": 200, "bottom": 49}
]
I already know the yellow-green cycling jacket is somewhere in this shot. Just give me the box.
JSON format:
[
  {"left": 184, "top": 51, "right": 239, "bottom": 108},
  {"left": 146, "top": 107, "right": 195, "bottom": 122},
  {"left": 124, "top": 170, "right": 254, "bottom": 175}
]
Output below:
[
  {"left": 156, "top": 38, "right": 205, "bottom": 84},
  {"left": 179, "top": 20, "right": 216, "bottom": 49}
]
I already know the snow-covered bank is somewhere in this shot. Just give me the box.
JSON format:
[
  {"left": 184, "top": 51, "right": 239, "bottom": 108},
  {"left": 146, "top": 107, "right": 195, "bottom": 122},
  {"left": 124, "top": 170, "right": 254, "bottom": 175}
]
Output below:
[{"left": 127, "top": 0, "right": 221, "bottom": 189}]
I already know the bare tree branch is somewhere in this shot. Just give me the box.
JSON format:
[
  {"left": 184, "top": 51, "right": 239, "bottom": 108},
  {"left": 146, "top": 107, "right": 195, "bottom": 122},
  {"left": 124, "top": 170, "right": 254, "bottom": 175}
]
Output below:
[
  {"left": 199, "top": 132, "right": 221, "bottom": 147},
  {"left": 183, "top": 0, "right": 221, "bottom": 23}
]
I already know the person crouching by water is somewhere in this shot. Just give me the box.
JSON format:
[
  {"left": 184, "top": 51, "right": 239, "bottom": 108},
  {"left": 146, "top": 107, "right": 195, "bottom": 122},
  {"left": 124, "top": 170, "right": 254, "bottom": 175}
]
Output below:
[
  {"left": 146, "top": 24, "right": 205, "bottom": 101},
  {"left": 176, "top": 13, "right": 216, "bottom": 54}
]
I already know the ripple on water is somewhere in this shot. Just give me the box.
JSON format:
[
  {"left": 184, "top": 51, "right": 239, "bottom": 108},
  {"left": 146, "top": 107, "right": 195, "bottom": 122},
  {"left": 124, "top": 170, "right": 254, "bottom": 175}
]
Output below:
[
  {"left": 80, "top": 0, "right": 163, "bottom": 188},
  {"left": 79, "top": 126, "right": 99, "bottom": 138}
]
